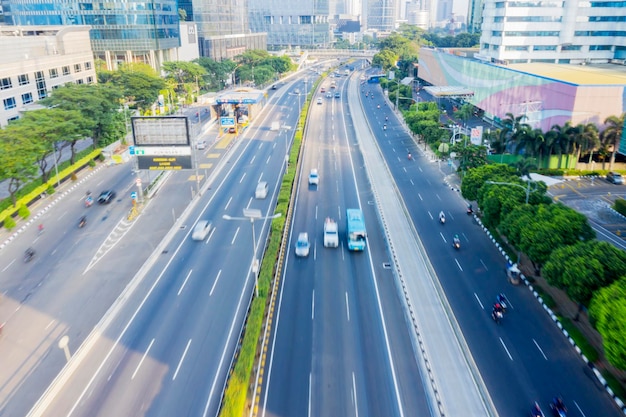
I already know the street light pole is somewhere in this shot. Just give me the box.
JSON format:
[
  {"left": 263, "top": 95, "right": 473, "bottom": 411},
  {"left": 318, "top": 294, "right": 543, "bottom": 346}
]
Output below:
[{"left": 223, "top": 209, "right": 282, "bottom": 297}]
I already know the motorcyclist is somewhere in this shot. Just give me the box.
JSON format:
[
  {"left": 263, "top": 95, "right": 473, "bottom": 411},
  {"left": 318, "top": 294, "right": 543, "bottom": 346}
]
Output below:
[
  {"left": 551, "top": 397, "right": 567, "bottom": 414},
  {"left": 24, "top": 247, "right": 35, "bottom": 262},
  {"left": 79, "top": 215, "right": 87, "bottom": 228},
  {"left": 385, "top": 115, "right": 389, "bottom": 121},
  {"left": 407, "top": 152, "right": 412, "bottom": 160},
  {"left": 453, "top": 234, "right": 460, "bottom": 245},
  {"left": 383, "top": 124, "right": 387, "bottom": 130},
  {"left": 377, "top": 104, "right": 380, "bottom": 109},
  {"left": 439, "top": 211, "right": 445, "bottom": 223}
]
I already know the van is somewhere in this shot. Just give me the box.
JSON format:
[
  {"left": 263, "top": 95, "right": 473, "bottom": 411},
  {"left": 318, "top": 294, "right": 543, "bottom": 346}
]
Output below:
[
  {"left": 255, "top": 182, "right": 268, "bottom": 199},
  {"left": 270, "top": 121, "right": 280, "bottom": 131}
]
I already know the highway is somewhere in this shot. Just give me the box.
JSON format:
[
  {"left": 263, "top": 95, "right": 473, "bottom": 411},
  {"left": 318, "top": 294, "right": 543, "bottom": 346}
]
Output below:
[
  {"left": 361, "top": 80, "right": 624, "bottom": 416},
  {"left": 12, "top": 74, "right": 311, "bottom": 417},
  {"left": 261, "top": 71, "right": 432, "bottom": 416}
]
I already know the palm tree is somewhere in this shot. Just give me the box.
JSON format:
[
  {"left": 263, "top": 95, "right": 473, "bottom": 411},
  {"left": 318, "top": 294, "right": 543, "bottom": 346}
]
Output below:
[
  {"left": 510, "top": 157, "right": 538, "bottom": 177},
  {"left": 573, "top": 122, "right": 600, "bottom": 164},
  {"left": 499, "top": 113, "right": 528, "bottom": 151},
  {"left": 600, "top": 113, "right": 625, "bottom": 170}
]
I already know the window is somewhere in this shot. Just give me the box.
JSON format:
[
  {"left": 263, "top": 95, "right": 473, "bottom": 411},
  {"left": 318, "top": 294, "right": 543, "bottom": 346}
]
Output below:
[
  {"left": 505, "top": 45, "right": 529, "bottom": 51},
  {"left": 76, "top": 79, "right": 84, "bottom": 84},
  {"left": 62, "top": 66, "right": 70, "bottom": 75},
  {"left": 21, "top": 92, "right": 33, "bottom": 104},
  {"left": 561, "top": 44, "right": 582, "bottom": 51},
  {"left": 533, "top": 45, "right": 557, "bottom": 51},
  {"left": 49, "top": 68, "right": 59, "bottom": 78},
  {"left": 18, "top": 74, "right": 30, "bottom": 85},
  {"left": 590, "top": 45, "right": 612, "bottom": 50},
  {"left": 7, "top": 116, "right": 20, "bottom": 123},
  {"left": 74, "top": 63, "right": 82, "bottom": 72},
  {"left": 35, "top": 71, "right": 47, "bottom": 99},
  {"left": 86, "top": 76, "right": 94, "bottom": 83},
  {"left": 0, "top": 77, "right": 12, "bottom": 90},
  {"left": 85, "top": 61, "right": 92, "bottom": 70},
  {"left": 4, "top": 97, "right": 17, "bottom": 110}
]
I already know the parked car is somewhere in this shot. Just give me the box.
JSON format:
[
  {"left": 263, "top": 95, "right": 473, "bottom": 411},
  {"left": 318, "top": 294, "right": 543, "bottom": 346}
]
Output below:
[
  {"left": 607, "top": 172, "right": 623, "bottom": 184},
  {"left": 295, "top": 232, "right": 310, "bottom": 257},
  {"left": 97, "top": 190, "right": 116, "bottom": 204},
  {"left": 191, "top": 220, "right": 212, "bottom": 241}
]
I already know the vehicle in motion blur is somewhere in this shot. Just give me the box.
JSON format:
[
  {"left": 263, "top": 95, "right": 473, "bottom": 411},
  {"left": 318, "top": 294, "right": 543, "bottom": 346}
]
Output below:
[
  {"left": 255, "top": 182, "right": 268, "bottom": 199},
  {"left": 97, "top": 190, "right": 116, "bottom": 204},
  {"left": 191, "top": 220, "right": 212, "bottom": 241},
  {"left": 346, "top": 208, "right": 366, "bottom": 251},
  {"left": 308, "top": 169, "right": 319, "bottom": 186},
  {"left": 323, "top": 218, "right": 338, "bottom": 248},
  {"left": 606, "top": 171, "right": 623, "bottom": 184},
  {"left": 295, "top": 232, "right": 310, "bottom": 257}
]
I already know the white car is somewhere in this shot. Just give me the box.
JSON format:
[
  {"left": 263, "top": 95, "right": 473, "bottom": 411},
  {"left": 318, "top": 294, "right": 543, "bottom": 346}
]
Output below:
[
  {"left": 255, "top": 181, "right": 268, "bottom": 199},
  {"left": 196, "top": 140, "right": 207, "bottom": 150},
  {"left": 316, "top": 98, "right": 323, "bottom": 105},
  {"left": 308, "top": 169, "right": 319, "bottom": 186},
  {"left": 295, "top": 232, "right": 310, "bottom": 257},
  {"left": 192, "top": 220, "right": 212, "bottom": 241}
]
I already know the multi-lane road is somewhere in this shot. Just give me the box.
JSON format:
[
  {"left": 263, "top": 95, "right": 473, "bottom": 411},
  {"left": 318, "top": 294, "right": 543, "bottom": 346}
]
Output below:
[{"left": 1, "top": 62, "right": 623, "bottom": 417}]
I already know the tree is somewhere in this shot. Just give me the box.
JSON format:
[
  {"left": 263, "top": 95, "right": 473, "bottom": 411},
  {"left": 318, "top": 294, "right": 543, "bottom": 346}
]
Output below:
[
  {"left": 453, "top": 104, "right": 474, "bottom": 126},
  {"left": 461, "top": 163, "right": 517, "bottom": 202},
  {"left": 600, "top": 113, "right": 625, "bottom": 170},
  {"left": 40, "top": 83, "right": 119, "bottom": 150},
  {"left": 195, "top": 57, "right": 236, "bottom": 90},
  {"left": 544, "top": 241, "right": 626, "bottom": 305},
  {"left": 0, "top": 124, "right": 39, "bottom": 206},
  {"left": 454, "top": 144, "right": 488, "bottom": 171},
  {"left": 162, "top": 61, "right": 207, "bottom": 94},
  {"left": 178, "top": 8, "right": 187, "bottom": 21},
  {"left": 589, "top": 277, "right": 626, "bottom": 370},
  {"left": 372, "top": 49, "right": 398, "bottom": 71},
  {"left": 107, "top": 63, "right": 166, "bottom": 110}
]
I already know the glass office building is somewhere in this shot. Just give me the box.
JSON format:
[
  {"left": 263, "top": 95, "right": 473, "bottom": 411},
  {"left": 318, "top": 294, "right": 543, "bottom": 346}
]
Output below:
[{"left": 1, "top": 0, "right": 180, "bottom": 68}]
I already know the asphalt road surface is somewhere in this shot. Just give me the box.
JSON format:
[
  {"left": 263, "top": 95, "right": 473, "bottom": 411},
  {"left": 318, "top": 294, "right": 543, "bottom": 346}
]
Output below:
[
  {"left": 361, "top": 83, "right": 624, "bottom": 417},
  {"left": 261, "top": 70, "right": 432, "bottom": 416}
]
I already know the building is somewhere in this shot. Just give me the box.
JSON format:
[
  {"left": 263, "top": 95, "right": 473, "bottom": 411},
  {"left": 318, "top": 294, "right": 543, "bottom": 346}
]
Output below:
[
  {"left": 466, "top": 0, "right": 482, "bottom": 34},
  {"left": 249, "top": 0, "right": 330, "bottom": 48},
  {"left": 0, "top": 26, "right": 96, "bottom": 127},
  {"left": 418, "top": 47, "right": 626, "bottom": 133},
  {"left": 172, "top": 22, "right": 200, "bottom": 62},
  {"left": 479, "top": 0, "right": 626, "bottom": 64},
  {"left": 364, "top": 0, "right": 396, "bottom": 31},
  {"left": 0, "top": 0, "right": 180, "bottom": 70}
]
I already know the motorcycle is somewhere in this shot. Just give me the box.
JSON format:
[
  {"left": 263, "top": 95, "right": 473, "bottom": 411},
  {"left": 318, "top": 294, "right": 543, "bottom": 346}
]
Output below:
[
  {"left": 497, "top": 294, "right": 508, "bottom": 312},
  {"left": 492, "top": 309, "right": 503, "bottom": 324},
  {"left": 439, "top": 216, "right": 446, "bottom": 224},
  {"left": 24, "top": 248, "right": 35, "bottom": 263},
  {"left": 407, "top": 153, "right": 412, "bottom": 161},
  {"left": 550, "top": 397, "right": 567, "bottom": 417},
  {"left": 78, "top": 216, "right": 87, "bottom": 228},
  {"left": 383, "top": 124, "right": 387, "bottom": 130},
  {"left": 466, "top": 206, "right": 473, "bottom": 215},
  {"left": 453, "top": 238, "right": 460, "bottom": 249}
]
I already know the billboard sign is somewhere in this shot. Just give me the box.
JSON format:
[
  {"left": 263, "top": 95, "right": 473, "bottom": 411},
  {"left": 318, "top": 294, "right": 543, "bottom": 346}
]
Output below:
[{"left": 130, "top": 116, "right": 193, "bottom": 170}]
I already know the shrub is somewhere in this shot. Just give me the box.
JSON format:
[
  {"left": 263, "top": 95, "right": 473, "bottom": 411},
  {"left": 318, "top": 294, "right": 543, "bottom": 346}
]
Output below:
[
  {"left": 88, "top": 159, "right": 96, "bottom": 167},
  {"left": 615, "top": 199, "right": 626, "bottom": 217},
  {"left": 17, "top": 205, "right": 30, "bottom": 219},
  {"left": 3, "top": 216, "right": 16, "bottom": 231},
  {"left": 46, "top": 185, "right": 55, "bottom": 195},
  {"left": 71, "top": 172, "right": 78, "bottom": 181}
]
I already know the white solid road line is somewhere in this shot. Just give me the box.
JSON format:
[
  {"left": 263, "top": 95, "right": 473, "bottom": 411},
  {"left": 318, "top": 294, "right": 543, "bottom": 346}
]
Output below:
[
  {"left": 172, "top": 339, "right": 192, "bottom": 380},
  {"left": 533, "top": 339, "right": 548, "bottom": 360},
  {"left": 177, "top": 269, "right": 193, "bottom": 296},
  {"left": 311, "top": 290, "right": 315, "bottom": 320},
  {"left": 499, "top": 337, "right": 513, "bottom": 361},
  {"left": 209, "top": 270, "right": 221, "bottom": 296},
  {"left": 131, "top": 338, "right": 154, "bottom": 380},
  {"left": 352, "top": 372, "right": 359, "bottom": 417},
  {"left": 345, "top": 292, "right": 350, "bottom": 322}
]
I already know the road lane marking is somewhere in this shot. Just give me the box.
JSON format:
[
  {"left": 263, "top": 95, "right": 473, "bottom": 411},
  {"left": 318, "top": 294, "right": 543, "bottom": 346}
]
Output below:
[
  {"left": 436, "top": 193, "right": 441, "bottom": 201},
  {"left": 172, "top": 339, "right": 192, "bottom": 380},
  {"left": 428, "top": 211, "right": 434, "bottom": 220},
  {"left": 417, "top": 193, "right": 423, "bottom": 201},
  {"left": 573, "top": 401, "right": 587, "bottom": 417},
  {"left": 131, "top": 338, "right": 154, "bottom": 380},
  {"left": 250, "top": 155, "right": 256, "bottom": 164},
  {"left": 224, "top": 197, "right": 232, "bottom": 210},
  {"left": 2, "top": 259, "right": 15, "bottom": 272},
  {"left": 258, "top": 173, "right": 264, "bottom": 183},
  {"left": 410, "top": 179, "right": 414, "bottom": 185},
  {"left": 266, "top": 155, "right": 271, "bottom": 164},
  {"left": 107, "top": 354, "right": 125, "bottom": 382},
  {"left": 315, "top": 205, "right": 318, "bottom": 220},
  {"left": 311, "top": 290, "right": 315, "bottom": 319},
  {"left": 533, "top": 339, "right": 548, "bottom": 360},
  {"left": 403, "top": 167, "right": 407, "bottom": 173},
  {"left": 480, "top": 259, "right": 488, "bottom": 271},
  {"left": 205, "top": 228, "right": 215, "bottom": 245},
  {"left": 45, "top": 319, "right": 56, "bottom": 330},
  {"left": 308, "top": 373, "right": 312, "bottom": 417},
  {"left": 246, "top": 197, "right": 252, "bottom": 209},
  {"left": 231, "top": 227, "right": 240, "bottom": 245},
  {"left": 499, "top": 338, "right": 513, "bottom": 360},
  {"left": 239, "top": 173, "right": 246, "bottom": 183},
  {"left": 177, "top": 269, "right": 193, "bottom": 295},
  {"left": 345, "top": 292, "right": 350, "bottom": 321},
  {"left": 419, "top": 166, "right": 423, "bottom": 172},
  {"left": 210, "top": 270, "right": 222, "bottom": 296},
  {"left": 455, "top": 258, "right": 463, "bottom": 271},
  {"left": 440, "top": 232, "right": 447, "bottom": 242},
  {"left": 474, "top": 293, "right": 484, "bottom": 309},
  {"left": 313, "top": 241, "right": 317, "bottom": 260},
  {"left": 352, "top": 372, "right": 359, "bottom": 417}
]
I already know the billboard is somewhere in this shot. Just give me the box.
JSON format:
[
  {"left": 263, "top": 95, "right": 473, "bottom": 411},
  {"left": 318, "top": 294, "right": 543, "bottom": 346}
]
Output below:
[{"left": 130, "top": 116, "right": 193, "bottom": 170}]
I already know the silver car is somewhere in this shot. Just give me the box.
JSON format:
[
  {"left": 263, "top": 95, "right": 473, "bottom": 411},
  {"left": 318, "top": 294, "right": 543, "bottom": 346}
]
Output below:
[{"left": 295, "top": 232, "right": 310, "bottom": 257}]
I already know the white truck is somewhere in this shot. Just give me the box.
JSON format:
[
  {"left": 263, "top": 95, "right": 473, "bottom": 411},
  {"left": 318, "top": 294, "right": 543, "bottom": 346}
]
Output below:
[{"left": 323, "top": 218, "right": 339, "bottom": 248}]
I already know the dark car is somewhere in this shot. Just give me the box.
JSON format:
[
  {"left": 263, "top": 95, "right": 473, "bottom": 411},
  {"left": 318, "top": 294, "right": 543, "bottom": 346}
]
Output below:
[
  {"left": 97, "top": 190, "right": 116, "bottom": 204},
  {"left": 606, "top": 172, "right": 623, "bottom": 184}
]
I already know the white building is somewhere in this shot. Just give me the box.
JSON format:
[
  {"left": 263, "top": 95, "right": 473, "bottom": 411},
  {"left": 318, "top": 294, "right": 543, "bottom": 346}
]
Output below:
[
  {"left": 0, "top": 26, "right": 96, "bottom": 127},
  {"left": 479, "top": 0, "right": 626, "bottom": 64}
]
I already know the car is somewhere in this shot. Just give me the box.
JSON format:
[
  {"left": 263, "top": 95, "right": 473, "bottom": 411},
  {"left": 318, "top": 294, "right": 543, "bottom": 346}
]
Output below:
[
  {"left": 97, "top": 190, "right": 116, "bottom": 204},
  {"left": 326, "top": 92, "right": 332, "bottom": 98},
  {"left": 295, "top": 232, "right": 310, "bottom": 257},
  {"left": 271, "top": 84, "right": 278, "bottom": 90},
  {"left": 308, "top": 168, "right": 319, "bottom": 186},
  {"left": 320, "top": 87, "right": 326, "bottom": 93},
  {"left": 294, "top": 88, "right": 301, "bottom": 95},
  {"left": 334, "top": 92, "right": 340, "bottom": 99},
  {"left": 255, "top": 181, "right": 268, "bottom": 199},
  {"left": 191, "top": 220, "right": 212, "bottom": 241},
  {"left": 607, "top": 172, "right": 623, "bottom": 184},
  {"left": 196, "top": 140, "right": 207, "bottom": 150},
  {"left": 316, "top": 98, "right": 323, "bottom": 105},
  {"left": 228, "top": 127, "right": 236, "bottom": 134}
]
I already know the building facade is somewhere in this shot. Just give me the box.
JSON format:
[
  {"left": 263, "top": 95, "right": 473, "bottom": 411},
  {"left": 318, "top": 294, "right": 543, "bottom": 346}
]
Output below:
[
  {"left": 0, "top": 26, "right": 96, "bottom": 127},
  {"left": 365, "top": 0, "right": 396, "bottom": 31},
  {"left": 1, "top": 0, "right": 180, "bottom": 70},
  {"left": 479, "top": 0, "right": 626, "bottom": 64},
  {"left": 249, "top": 0, "right": 330, "bottom": 48}
]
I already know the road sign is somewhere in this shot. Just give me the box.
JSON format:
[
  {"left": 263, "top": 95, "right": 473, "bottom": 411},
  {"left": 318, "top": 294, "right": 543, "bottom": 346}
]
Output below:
[
  {"left": 135, "top": 178, "right": 142, "bottom": 186},
  {"left": 130, "top": 191, "right": 137, "bottom": 199}
]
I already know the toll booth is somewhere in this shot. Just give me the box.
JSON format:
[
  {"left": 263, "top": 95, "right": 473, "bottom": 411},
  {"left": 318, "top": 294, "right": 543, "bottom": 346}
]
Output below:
[{"left": 215, "top": 88, "right": 266, "bottom": 135}]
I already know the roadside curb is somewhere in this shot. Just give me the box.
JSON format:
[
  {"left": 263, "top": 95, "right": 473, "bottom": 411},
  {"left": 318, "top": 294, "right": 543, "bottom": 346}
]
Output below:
[
  {"left": 0, "top": 164, "right": 105, "bottom": 252},
  {"left": 472, "top": 214, "right": 626, "bottom": 415}
]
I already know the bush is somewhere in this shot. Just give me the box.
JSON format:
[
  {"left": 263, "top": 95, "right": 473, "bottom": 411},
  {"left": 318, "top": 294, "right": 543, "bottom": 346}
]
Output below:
[
  {"left": 3, "top": 216, "right": 16, "bottom": 231},
  {"left": 71, "top": 172, "right": 78, "bottom": 181},
  {"left": 614, "top": 199, "right": 626, "bottom": 217},
  {"left": 17, "top": 205, "right": 30, "bottom": 219},
  {"left": 46, "top": 185, "right": 55, "bottom": 195},
  {"left": 88, "top": 159, "right": 96, "bottom": 167}
]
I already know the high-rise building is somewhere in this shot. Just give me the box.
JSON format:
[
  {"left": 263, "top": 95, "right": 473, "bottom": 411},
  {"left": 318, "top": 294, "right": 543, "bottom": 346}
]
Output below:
[
  {"left": 249, "top": 0, "right": 330, "bottom": 48},
  {"left": 479, "top": 0, "right": 626, "bottom": 64},
  {"left": 1, "top": 0, "right": 180, "bottom": 70},
  {"left": 191, "top": 0, "right": 266, "bottom": 59},
  {"left": 467, "top": 0, "right": 483, "bottom": 33},
  {"left": 365, "top": 0, "right": 396, "bottom": 31},
  {"left": 0, "top": 26, "right": 96, "bottom": 127}
]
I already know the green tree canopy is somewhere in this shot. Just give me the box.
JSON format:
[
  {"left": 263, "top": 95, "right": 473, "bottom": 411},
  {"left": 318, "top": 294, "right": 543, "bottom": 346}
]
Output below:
[
  {"left": 372, "top": 49, "right": 399, "bottom": 71},
  {"left": 195, "top": 57, "right": 236, "bottom": 90},
  {"left": 104, "top": 63, "right": 166, "bottom": 109},
  {"left": 544, "top": 240, "right": 626, "bottom": 304},
  {"left": 589, "top": 277, "right": 626, "bottom": 370},
  {"left": 460, "top": 163, "right": 517, "bottom": 201},
  {"left": 0, "top": 124, "right": 39, "bottom": 206},
  {"left": 161, "top": 61, "right": 207, "bottom": 93}
]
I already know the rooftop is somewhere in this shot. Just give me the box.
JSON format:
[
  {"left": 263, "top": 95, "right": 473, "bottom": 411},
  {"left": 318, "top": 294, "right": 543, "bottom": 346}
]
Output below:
[{"left": 506, "top": 63, "right": 626, "bottom": 86}]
